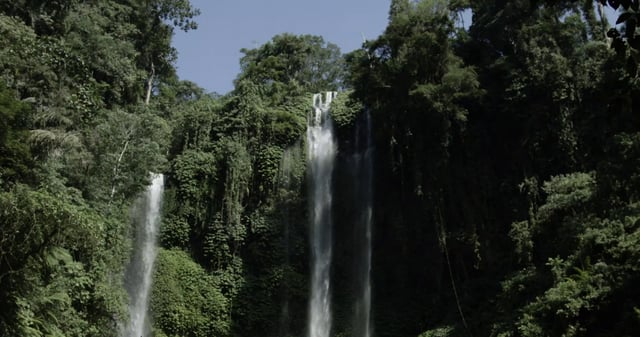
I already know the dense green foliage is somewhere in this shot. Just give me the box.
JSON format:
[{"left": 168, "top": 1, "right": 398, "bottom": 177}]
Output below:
[
  {"left": 340, "top": 1, "right": 640, "bottom": 336},
  {"left": 160, "top": 32, "right": 344, "bottom": 336},
  {"left": 0, "top": 0, "right": 204, "bottom": 335},
  {"left": 1, "top": 0, "right": 639, "bottom": 337},
  {"left": 0, "top": 186, "right": 127, "bottom": 336},
  {"left": 151, "top": 248, "right": 229, "bottom": 337}
]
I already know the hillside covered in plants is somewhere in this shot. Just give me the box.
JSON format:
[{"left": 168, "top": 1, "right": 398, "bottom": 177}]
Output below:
[{"left": 0, "top": 1, "right": 638, "bottom": 336}]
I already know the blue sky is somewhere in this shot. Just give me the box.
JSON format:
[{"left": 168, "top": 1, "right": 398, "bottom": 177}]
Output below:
[
  {"left": 171, "top": 0, "right": 391, "bottom": 94},
  {"left": 171, "top": 1, "right": 619, "bottom": 95}
]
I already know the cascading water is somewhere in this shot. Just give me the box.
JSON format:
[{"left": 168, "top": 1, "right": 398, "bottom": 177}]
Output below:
[
  {"left": 352, "top": 111, "right": 373, "bottom": 337},
  {"left": 122, "top": 173, "right": 164, "bottom": 337},
  {"left": 307, "top": 92, "right": 337, "bottom": 337}
]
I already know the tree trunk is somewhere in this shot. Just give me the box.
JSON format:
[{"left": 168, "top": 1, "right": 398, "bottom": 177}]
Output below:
[
  {"left": 145, "top": 62, "right": 155, "bottom": 105},
  {"left": 110, "top": 134, "right": 131, "bottom": 201}
]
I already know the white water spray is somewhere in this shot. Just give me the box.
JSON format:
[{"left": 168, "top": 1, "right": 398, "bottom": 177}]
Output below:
[
  {"left": 122, "top": 173, "right": 164, "bottom": 337},
  {"left": 307, "top": 92, "right": 337, "bottom": 337}
]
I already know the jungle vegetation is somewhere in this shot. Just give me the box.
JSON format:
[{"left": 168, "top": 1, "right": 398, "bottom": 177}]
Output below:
[{"left": 0, "top": 0, "right": 638, "bottom": 336}]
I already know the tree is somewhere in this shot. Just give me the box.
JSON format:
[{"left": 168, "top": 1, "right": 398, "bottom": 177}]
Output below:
[
  {"left": 237, "top": 33, "right": 344, "bottom": 94},
  {"left": 128, "top": 0, "right": 200, "bottom": 104},
  {"left": 151, "top": 248, "right": 230, "bottom": 337},
  {"left": 0, "top": 84, "right": 34, "bottom": 185},
  {"left": 599, "top": 0, "right": 640, "bottom": 75},
  {"left": 0, "top": 186, "right": 128, "bottom": 337},
  {"left": 344, "top": 1, "right": 483, "bottom": 335}
]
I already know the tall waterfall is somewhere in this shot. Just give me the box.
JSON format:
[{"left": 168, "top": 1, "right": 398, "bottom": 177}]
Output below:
[
  {"left": 307, "top": 92, "right": 337, "bottom": 337},
  {"left": 352, "top": 111, "right": 373, "bottom": 337},
  {"left": 122, "top": 173, "right": 164, "bottom": 337}
]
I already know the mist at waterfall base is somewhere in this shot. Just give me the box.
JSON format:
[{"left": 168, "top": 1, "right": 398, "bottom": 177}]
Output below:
[
  {"left": 121, "top": 174, "right": 164, "bottom": 337},
  {"left": 306, "top": 93, "right": 373, "bottom": 337}
]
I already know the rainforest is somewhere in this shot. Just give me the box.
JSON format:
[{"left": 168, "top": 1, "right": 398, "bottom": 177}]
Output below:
[{"left": 0, "top": 0, "right": 639, "bottom": 336}]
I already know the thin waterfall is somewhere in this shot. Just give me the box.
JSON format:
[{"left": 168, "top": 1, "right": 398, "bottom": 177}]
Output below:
[
  {"left": 353, "top": 111, "right": 373, "bottom": 337},
  {"left": 307, "top": 92, "right": 337, "bottom": 337},
  {"left": 122, "top": 173, "right": 164, "bottom": 337}
]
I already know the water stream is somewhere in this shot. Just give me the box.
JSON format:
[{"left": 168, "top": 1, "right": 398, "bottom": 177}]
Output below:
[
  {"left": 122, "top": 173, "right": 164, "bottom": 337},
  {"left": 307, "top": 92, "right": 337, "bottom": 337},
  {"left": 352, "top": 111, "right": 373, "bottom": 337}
]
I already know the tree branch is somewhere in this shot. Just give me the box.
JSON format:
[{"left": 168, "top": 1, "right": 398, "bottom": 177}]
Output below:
[
  {"left": 145, "top": 62, "right": 155, "bottom": 105},
  {"left": 110, "top": 139, "right": 130, "bottom": 200}
]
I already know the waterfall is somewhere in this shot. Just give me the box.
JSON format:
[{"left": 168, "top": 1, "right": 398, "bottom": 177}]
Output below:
[
  {"left": 307, "top": 92, "right": 337, "bottom": 337},
  {"left": 352, "top": 111, "right": 373, "bottom": 337},
  {"left": 122, "top": 173, "right": 164, "bottom": 337}
]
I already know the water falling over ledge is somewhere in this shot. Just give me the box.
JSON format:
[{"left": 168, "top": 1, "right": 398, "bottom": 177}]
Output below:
[
  {"left": 122, "top": 173, "right": 164, "bottom": 337},
  {"left": 307, "top": 92, "right": 337, "bottom": 337}
]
